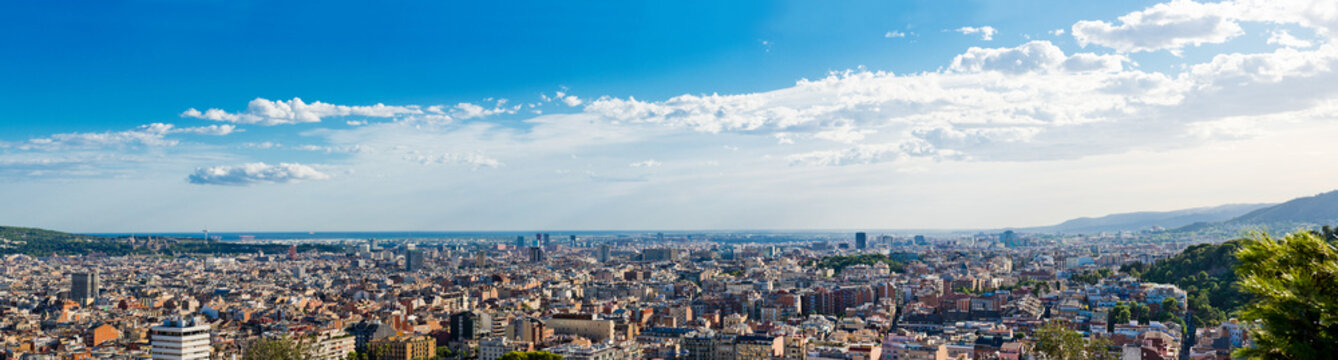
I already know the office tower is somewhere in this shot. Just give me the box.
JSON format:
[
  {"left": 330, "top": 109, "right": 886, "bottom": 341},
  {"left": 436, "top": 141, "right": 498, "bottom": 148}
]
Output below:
[
  {"left": 656, "top": 232, "right": 664, "bottom": 242},
  {"left": 913, "top": 235, "right": 926, "bottom": 245},
  {"left": 369, "top": 238, "right": 378, "bottom": 250},
  {"left": 570, "top": 234, "right": 577, "bottom": 247},
  {"left": 150, "top": 317, "right": 211, "bottom": 360},
  {"left": 855, "top": 232, "right": 867, "bottom": 250},
  {"left": 542, "top": 233, "right": 550, "bottom": 247},
  {"left": 475, "top": 251, "right": 487, "bottom": 267},
  {"left": 529, "top": 246, "right": 546, "bottom": 262},
  {"left": 515, "top": 235, "right": 526, "bottom": 248},
  {"left": 288, "top": 244, "right": 298, "bottom": 260},
  {"left": 71, "top": 272, "right": 99, "bottom": 303},
  {"left": 450, "top": 311, "right": 493, "bottom": 342},
  {"left": 598, "top": 244, "right": 611, "bottom": 263},
  {"left": 405, "top": 249, "right": 425, "bottom": 272}
]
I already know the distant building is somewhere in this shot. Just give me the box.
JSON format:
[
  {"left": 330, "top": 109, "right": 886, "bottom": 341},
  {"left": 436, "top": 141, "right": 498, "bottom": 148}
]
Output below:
[
  {"left": 71, "top": 272, "right": 99, "bottom": 304},
  {"left": 855, "top": 232, "right": 867, "bottom": 250},
  {"left": 598, "top": 244, "right": 612, "bottom": 263},
  {"left": 349, "top": 321, "right": 397, "bottom": 351},
  {"left": 547, "top": 313, "right": 615, "bottom": 342},
  {"left": 529, "top": 247, "right": 546, "bottom": 263},
  {"left": 150, "top": 317, "right": 211, "bottom": 360},
  {"left": 405, "top": 249, "right": 426, "bottom": 272},
  {"left": 641, "top": 248, "right": 684, "bottom": 262},
  {"left": 451, "top": 311, "right": 493, "bottom": 342},
  {"left": 288, "top": 244, "right": 298, "bottom": 260},
  {"left": 515, "top": 236, "right": 526, "bottom": 248},
  {"left": 367, "top": 335, "right": 436, "bottom": 360}
]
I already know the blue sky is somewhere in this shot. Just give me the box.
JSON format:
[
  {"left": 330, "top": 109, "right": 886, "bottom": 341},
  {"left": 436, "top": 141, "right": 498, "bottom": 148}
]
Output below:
[{"left": 3, "top": 0, "right": 1338, "bottom": 232}]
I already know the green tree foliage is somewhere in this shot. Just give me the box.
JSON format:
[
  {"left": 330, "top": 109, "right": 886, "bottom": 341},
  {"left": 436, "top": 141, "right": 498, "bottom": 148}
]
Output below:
[
  {"left": 1031, "top": 321, "right": 1115, "bottom": 360},
  {"left": 243, "top": 337, "right": 312, "bottom": 360},
  {"left": 1234, "top": 230, "right": 1338, "bottom": 359},
  {"left": 498, "top": 351, "right": 563, "bottom": 360},
  {"left": 1068, "top": 268, "right": 1112, "bottom": 285},
  {"left": 1107, "top": 302, "right": 1131, "bottom": 332},
  {"left": 812, "top": 254, "right": 904, "bottom": 273},
  {"left": 1138, "top": 240, "right": 1250, "bottom": 328}
]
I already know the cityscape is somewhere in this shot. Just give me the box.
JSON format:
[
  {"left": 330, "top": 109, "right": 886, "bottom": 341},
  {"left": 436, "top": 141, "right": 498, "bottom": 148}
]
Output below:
[{"left": 4, "top": 0, "right": 1338, "bottom": 359}]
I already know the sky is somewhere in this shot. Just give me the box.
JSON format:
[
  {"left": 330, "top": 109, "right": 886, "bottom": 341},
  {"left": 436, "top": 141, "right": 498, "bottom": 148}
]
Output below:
[{"left": 3, "top": 0, "right": 1338, "bottom": 232}]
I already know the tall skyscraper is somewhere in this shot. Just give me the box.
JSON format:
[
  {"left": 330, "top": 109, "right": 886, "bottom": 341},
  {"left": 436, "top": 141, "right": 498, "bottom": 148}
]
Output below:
[
  {"left": 570, "top": 234, "right": 577, "bottom": 247},
  {"left": 71, "top": 272, "right": 98, "bottom": 303},
  {"left": 528, "top": 246, "right": 546, "bottom": 263},
  {"left": 288, "top": 244, "right": 298, "bottom": 261},
  {"left": 150, "top": 317, "right": 211, "bottom": 360},
  {"left": 598, "top": 244, "right": 611, "bottom": 263},
  {"left": 515, "top": 235, "right": 526, "bottom": 248},
  {"left": 855, "top": 232, "right": 867, "bottom": 250},
  {"left": 405, "top": 249, "right": 425, "bottom": 272}
]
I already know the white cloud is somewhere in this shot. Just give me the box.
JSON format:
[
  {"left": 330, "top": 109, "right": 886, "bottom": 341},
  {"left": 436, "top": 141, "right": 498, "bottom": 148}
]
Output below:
[
  {"left": 9, "top": 123, "right": 235, "bottom": 150},
  {"left": 1268, "top": 29, "right": 1315, "bottom": 48},
  {"left": 1050, "top": 29, "right": 1066, "bottom": 36},
  {"left": 405, "top": 152, "right": 504, "bottom": 169},
  {"left": 182, "top": 97, "right": 422, "bottom": 125},
  {"left": 629, "top": 159, "right": 661, "bottom": 168},
  {"left": 953, "top": 26, "right": 999, "bottom": 41},
  {"left": 1072, "top": 0, "right": 1243, "bottom": 55},
  {"left": 949, "top": 41, "right": 1127, "bottom": 74},
  {"left": 174, "top": 124, "right": 238, "bottom": 136},
  {"left": 885, "top": 31, "right": 907, "bottom": 38},
  {"left": 187, "top": 162, "right": 331, "bottom": 185}
]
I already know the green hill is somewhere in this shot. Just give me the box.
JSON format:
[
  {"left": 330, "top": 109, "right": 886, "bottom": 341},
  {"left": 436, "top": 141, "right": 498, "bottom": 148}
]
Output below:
[
  {"left": 0, "top": 226, "right": 143, "bottom": 256},
  {"left": 0, "top": 225, "right": 342, "bottom": 256},
  {"left": 1132, "top": 239, "right": 1249, "bottom": 328}
]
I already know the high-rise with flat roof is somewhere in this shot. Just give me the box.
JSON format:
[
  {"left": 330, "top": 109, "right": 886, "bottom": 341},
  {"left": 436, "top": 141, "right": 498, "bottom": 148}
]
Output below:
[
  {"left": 71, "top": 272, "right": 98, "bottom": 304},
  {"left": 855, "top": 232, "right": 867, "bottom": 250},
  {"left": 150, "top": 317, "right": 211, "bottom": 360}
]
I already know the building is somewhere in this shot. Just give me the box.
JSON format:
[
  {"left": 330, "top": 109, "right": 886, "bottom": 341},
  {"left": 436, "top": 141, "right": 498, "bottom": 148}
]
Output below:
[
  {"left": 367, "top": 335, "right": 436, "bottom": 360},
  {"left": 529, "top": 247, "right": 546, "bottom": 263},
  {"left": 735, "top": 335, "right": 782, "bottom": 360},
  {"left": 856, "top": 232, "right": 867, "bottom": 250},
  {"left": 598, "top": 244, "right": 612, "bottom": 263},
  {"left": 349, "top": 321, "right": 398, "bottom": 352},
  {"left": 450, "top": 311, "right": 493, "bottom": 342},
  {"left": 479, "top": 337, "right": 532, "bottom": 360},
  {"left": 71, "top": 272, "right": 98, "bottom": 304},
  {"left": 548, "top": 313, "right": 616, "bottom": 342},
  {"left": 288, "top": 244, "right": 298, "bottom": 260},
  {"left": 506, "top": 316, "right": 548, "bottom": 343},
  {"left": 308, "top": 328, "right": 357, "bottom": 360},
  {"left": 516, "top": 236, "right": 527, "bottom": 248},
  {"left": 405, "top": 249, "right": 426, "bottom": 272},
  {"left": 150, "top": 317, "right": 211, "bottom": 360},
  {"left": 783, "top": 336, "right": 807, "bottom": 360},
  {"left": 641, "top": 248, "right": 684, "bottom": 262},
  {"left": 87, "top": 323, "right": 119, "bottom": 347}
]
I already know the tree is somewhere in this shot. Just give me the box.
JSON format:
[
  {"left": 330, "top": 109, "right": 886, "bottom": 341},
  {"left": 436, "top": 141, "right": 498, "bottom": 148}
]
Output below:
[
  {"left": 243, "top": 337, "right": 312, "bottom": 360},
  {"left": 499, "top": 351, "right": 564, "bottom": 360},
  {"left": 1234, "top": 230, "right": 1338, "bottom": 359},
  {"left": 1107, "top": 302, "right": 1131, "bottom": 332},
  {"left": 1129, "top": 302, "right": 1151, "bottom": 325},
  {"left": 1031, "top": 321, "right": 1114, "bottom": 360}
]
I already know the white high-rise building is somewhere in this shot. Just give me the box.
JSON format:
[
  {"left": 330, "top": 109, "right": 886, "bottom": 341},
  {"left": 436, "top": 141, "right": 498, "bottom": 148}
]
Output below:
[{"left": 151, "top": 317, "right": 212, "bottom": 360}]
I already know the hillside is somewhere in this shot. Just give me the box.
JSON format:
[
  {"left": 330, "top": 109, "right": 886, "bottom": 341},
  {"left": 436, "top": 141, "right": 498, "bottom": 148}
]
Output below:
[
  {"left": 1228, "top": 190, "right": 1338, "bottom": 226},
  {"left": 1034, "top": 203, "right": 1271, "bottom": 233},
  {"left": 0, "top": 225, "right": 341, "bottom": 256},
  {"left": 1131, "top": 239, "right": 1249, "bottom": 328}
]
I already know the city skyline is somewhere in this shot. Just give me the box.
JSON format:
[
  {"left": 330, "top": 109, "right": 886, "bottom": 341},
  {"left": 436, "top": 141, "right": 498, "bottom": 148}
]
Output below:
[{"left": 5, "top": 0, "right": 1338, "bottom": 232}]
